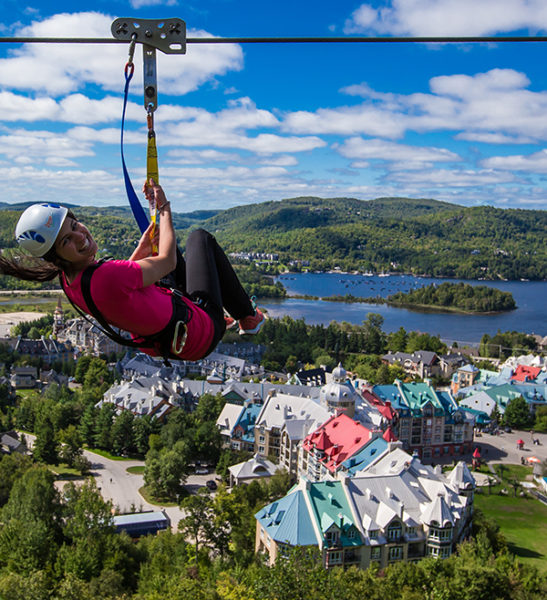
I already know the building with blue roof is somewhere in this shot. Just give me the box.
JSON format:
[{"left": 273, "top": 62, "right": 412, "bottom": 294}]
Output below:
[
  {"left": 113, "top": 511, "right": 170, "bottom": 538},
  {"left": 342, "top": 436, "right": 389, "bottom": 476},
  {"left": 255, "top": 490, "right": 318, "bottom": 562}
]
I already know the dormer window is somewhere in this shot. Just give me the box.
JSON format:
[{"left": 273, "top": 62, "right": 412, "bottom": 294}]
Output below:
[
  {"left": 387, "top": 520, "right": 402, "bottom": 541},
  {"left": 325, "top": 529, "right": 340, "bottom": 546},
  {"left": 369, "top": 529, "right": 378, "bottom": 539}
]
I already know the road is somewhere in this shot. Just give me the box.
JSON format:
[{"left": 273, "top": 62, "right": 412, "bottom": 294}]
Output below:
[
  {"left": 85, "top": 450, "right": 218, "bottom": 529},
  {"left": 21, "top": 433, "right": 217, "bottom": 530}
]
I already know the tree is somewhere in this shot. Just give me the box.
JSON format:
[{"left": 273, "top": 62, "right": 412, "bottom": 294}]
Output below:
[
  {"left": 56, "top": 479, "right": 114, "bottom": 581},
  {"left": 144, "top": 443, "right": 189, "bottom": 500},
  {"left": 0, "top": 466, "right": 62, "bottom": 573},
  {"left": 503, "top": 395, "right": 532, "bottom": 429},
  {"left": 83, "top": 358, "right": 114, "bottom": 392},
  {"left": 74, "top": 354, "right": 93, "bottom": 383},
  {"left": 33, "top": 414, "right": 58, "bottom": 465},
  {"left": 79, "top": 405, "right": 97, "bottom": 447},
  {"left": 110, "top": 410, "right": 135, "bottom": 456},
  {"left": 179, "top": 488, "right": 215, "bottom": 571},
  {"left": 0, "top": 452, "right": 33, "bottom": 506},
  {"left": 386, "top": 326, "right": 408, "bottom": 352},
  {"left": 533, "top": 406, "right": 547, "bottom": 433},
  {"left": 58, "top": 424, "right": 83, "bottom": 467},
  {"left": 93, "top": 403, "right": 116, "bottom": 451}
]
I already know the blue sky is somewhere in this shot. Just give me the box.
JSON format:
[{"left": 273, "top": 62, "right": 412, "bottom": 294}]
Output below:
[{"left": 0, "top": 0, "right": 546, "bottom": 213}]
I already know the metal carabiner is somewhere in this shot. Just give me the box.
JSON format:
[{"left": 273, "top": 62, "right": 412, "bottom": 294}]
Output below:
[{"left": 171, "top": 320, "right": 188, "bottom": 355}]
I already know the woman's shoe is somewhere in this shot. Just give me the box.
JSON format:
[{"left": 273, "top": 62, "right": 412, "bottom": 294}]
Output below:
[{"left": 238, "top": 309, "right": 265, "bottom": 335}]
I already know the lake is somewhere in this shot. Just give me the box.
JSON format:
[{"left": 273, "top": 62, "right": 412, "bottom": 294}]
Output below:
[{"left": 261, "top": 273, "right": 546, "bottom": 345}]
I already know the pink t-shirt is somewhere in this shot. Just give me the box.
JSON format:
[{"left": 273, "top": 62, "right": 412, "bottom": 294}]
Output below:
[{"left": 62, "top": 259, "right": 214, "bottom": 361}]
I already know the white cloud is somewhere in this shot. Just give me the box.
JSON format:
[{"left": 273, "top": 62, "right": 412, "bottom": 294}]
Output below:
[
  {"left": 1, "top": 164, "right": 121, "bottom": 205},
  {"left": 389, "top": 168, "right": 517, "bottom": 186},
  {"left": 259, "top": 155, "right": 299, "bottom": 166},
  {"left": 282, "top": 106, "right": 407, "bottom": 138},
  {"left": 481, "top": 149, "right": 547, "bottom": 172},
  {"left": 337, "top": 137, "right": 460, "bottom": 164},
  {"left": 0, "top": 12, "right": 243, "bottom": 96},
  {"left": 455, "top": 132, "right": 535, "bottom": 144},
  {"left": 0, "top": 130, "right": 95, "bottom": 161},
  {"left": 165, "top": 148, "right": 239, "bottom": 164},
  {"left": 344, "top": 0, "right": 547, "bottom": 36},
  {"left": 283, "top": 69, "right": 547, "bottom": 143}
]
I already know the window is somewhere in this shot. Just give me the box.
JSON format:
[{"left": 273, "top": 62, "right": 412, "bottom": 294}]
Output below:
[
  {"left": 429, "top": 527, "right": 452, "bottom": 541},
  {"left": 325, "top": 530, "right": 340, "bottom": 546},
  {"left": 259, "top": 435, "right": 265, "bottom": 443},
  {"left": 347, "top": 528, "right": 356, "bottom": 539},
  {"left": 328, "top": 551, "right": 342, "bottom": 565},
  {"left": 371, "top": 546, "right": 381, "bottom": 560},
  {"left": 369, "top": 530, "right": 378, "bottom": 539},
  {"left": 406, "top": 526, "right": 416, "bottom": 537},
  {"left": 387, "top": 521, "right": 402, "bottom": 541},
  {"left": 388, "top": 546, "right": 403, "bottom": 560}
]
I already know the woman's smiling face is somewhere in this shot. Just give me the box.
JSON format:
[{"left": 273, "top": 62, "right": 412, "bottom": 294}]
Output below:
[{"left": 54, "top": 216, "right": 97, "bottom": 268}]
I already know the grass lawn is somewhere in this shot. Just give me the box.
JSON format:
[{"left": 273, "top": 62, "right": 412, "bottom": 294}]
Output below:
[
  {"left": 49, "top": 463, "right": 83, "bottom": 479},
  {"left": 475, "top": 465, "right": 547, "bottom": 573},
  {"left": 138, "top": 485, "right": 181, "bottom": 508},
  {"left": 85, "top": 447, "right": 138, "bottom": 461},
  {"left": 126, "top": 465, "right": 145, "bottom": 475},
  {"left": 493, "top": 463, "right": 533, "bottom": 482}
]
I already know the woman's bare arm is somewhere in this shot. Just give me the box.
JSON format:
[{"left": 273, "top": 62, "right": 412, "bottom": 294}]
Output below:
[{"left": 135, "top": 180, "right": 177, "bottom": 287}]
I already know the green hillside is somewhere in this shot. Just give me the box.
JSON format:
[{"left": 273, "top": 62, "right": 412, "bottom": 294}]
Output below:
[
  {"left": 202, "top": 197, "right": 546, "bottom": 280},
  {"left": 0, "top": 197, "right": 545, "bottom": 283}
]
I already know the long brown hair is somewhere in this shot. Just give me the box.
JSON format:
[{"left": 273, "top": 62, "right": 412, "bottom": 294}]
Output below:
[{"left": 0, "top": 210, "right": 76, "bottom": 282}]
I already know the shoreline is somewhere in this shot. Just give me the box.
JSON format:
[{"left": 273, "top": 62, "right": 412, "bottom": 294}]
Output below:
[
  {"left": 289, "top": 294, "right": 516, "bottom": 315},
  {"left": 279, "top": 270, "right": 546, "bottom": 283}
]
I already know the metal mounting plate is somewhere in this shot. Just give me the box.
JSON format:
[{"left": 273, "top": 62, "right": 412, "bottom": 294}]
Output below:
[{"left": 111, "top": 18, "right": 186, "bottom": 54}]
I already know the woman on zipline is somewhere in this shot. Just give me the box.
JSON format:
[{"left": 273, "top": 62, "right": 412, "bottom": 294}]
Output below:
[{"left": 1, "top": 179, "right": 265, "bottom": 362}]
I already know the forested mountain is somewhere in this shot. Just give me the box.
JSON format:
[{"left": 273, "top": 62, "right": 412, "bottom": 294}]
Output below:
[
  {"left": 203, "top": 197, "right": 546, "bottom": 280},
  {"left": 0, "top": 197, "right": 545, "bottom": 281}
]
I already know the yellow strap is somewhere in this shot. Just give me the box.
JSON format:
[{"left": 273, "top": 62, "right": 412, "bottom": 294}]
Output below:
[{"left": 146, "top": 123, "right": 159, "bottom": 254}]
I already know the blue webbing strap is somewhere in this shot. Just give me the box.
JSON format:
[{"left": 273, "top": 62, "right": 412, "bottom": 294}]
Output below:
[{"left": 121, "top": 63, "right": 149, "bottom": 234}]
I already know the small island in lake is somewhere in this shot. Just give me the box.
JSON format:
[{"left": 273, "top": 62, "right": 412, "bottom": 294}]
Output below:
[{"left": 386, "top": 282, "right": 516, "bottom": 313}]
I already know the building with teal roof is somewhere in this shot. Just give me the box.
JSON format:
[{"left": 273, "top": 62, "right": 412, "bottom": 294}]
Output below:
[
  {"left": 232, "top": 401, "right": 262, "bottom": 451},
  {"left": 372, "top": 381, "right": 473, "bottom": 461},
  {"left": 255, "top": 449, "right": 474, "bottom": 570}
]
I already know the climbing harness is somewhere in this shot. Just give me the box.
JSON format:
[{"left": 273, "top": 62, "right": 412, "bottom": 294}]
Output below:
[{"left": 60, "top": 259, "right": 192, "bottom": 365}]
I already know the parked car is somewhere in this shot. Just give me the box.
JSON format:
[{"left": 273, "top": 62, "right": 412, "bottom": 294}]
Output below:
[
  {"left": 195, "top": 468, "right": 209, "bottom": 475},
  {"left": 206, "top": 479, "right": 217, "bottom": 491},
  {"left": 504, "top": 426, "right": 512, "bottom": 433}
]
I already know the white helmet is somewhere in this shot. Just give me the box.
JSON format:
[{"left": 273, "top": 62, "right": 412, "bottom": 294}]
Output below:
[{"left": 15, "top": 203, "right": 69, "bottom": 257}]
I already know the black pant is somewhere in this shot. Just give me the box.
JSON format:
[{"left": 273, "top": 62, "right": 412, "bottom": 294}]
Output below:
[{"left": 166, "top": 229, "right": 254, "bottom": 352}]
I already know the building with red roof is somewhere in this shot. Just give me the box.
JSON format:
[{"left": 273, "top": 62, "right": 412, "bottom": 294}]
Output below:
[
  {"left": 511, "top": 365, "right": 541, "bottom": 383},
  {"left": 299, "top": 413, "right": 378, "bottom": 481}
]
